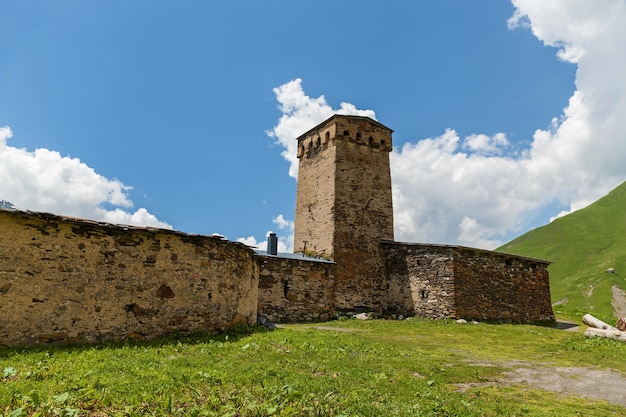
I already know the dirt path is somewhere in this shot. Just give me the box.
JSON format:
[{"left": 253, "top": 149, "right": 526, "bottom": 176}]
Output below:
[
  {"left": 503, "top": 365, "right": 626, "bottom": 407},
  {"left": 458, "top": 362, "right": 626, "bottom": 407},
  {"left": 612, "top": 285, "right": 626, "bottom": 318}
]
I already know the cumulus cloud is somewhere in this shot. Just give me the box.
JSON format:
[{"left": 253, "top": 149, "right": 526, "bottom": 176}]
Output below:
[
  {"left": 0, "top": 127, "right": 171, "bottom": 229},
  {"left": 463, "top": 133, "right": 509, "bottom": 155},
  {"left": 511, "top": 0, "right": 626, "bottom": 211},
  {"left": 272, "top": 214, "right": 294, "bottom": 232},
  {"left": 391, "top": 131, "right": 530, "bottom": 248},
  {"left": 236, "top": 236, "right": 260, "bottom": 247},
  {"left": 268, "top": 1, "right": 626, "bottom": 250},
  {"left": 267, "top": 78, "right": 376, "bottom": 178}
]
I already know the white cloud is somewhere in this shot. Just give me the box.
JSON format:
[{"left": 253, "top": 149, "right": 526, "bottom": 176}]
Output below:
[
  {"left": 273, "top": 214, "right": 294, "bottom": 231},
  {"left": 267, "top": 78, "right": 376, "bottom": 179},
  {"left": 0, "top": 127, "right": 171, "bottom": 229},
  {"left": 508, "top": 0, "right": 619, "bottom": 64},
  {"left": 463, "top": 133, "right": 509, "bottom": 155},
  {"left": 98, "top": 208, "right": 170, "bottom": 229},
  {"left": 268, "top": 1, "right": 626, "bottom": 250},
  {"left": 390, "top": 131, "right": 530, "bottom": 249},
  {"left": 458, "top": 216, "right": 502, "bottom": 251},
  {"left": 237, "top": 236, "right": 260, "bottom": 247},
  {"left": 511, "top": 0, "right": 626, "bottom": 214}
]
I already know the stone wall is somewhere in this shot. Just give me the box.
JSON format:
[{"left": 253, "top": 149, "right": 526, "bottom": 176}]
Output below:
[
  {"left": 0, "top": 210, "right": 259, "bottom": 347},
  {"left": 383, "top": 242, "right": 554, "bottom": 322},
  {"left": 257, "top": 254, "right": 335, "bottom": 323},
  {"left": 0, "top": 205, "right": 555, "bottom": 348},
  {"left": 452, "top": 246, "right": 554, "bottom": 322},
  {"left": 384, "top": 243, "right": 456, "bottom": 318}
]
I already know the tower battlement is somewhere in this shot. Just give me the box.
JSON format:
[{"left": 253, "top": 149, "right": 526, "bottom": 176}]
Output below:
[{"left": 297, "top": 115, "right": 393, "bottom": 159}]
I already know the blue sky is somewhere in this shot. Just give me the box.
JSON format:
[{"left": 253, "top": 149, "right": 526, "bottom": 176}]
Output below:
[{"left": 1, "top": 1, "right": 624, "bottom": 250}]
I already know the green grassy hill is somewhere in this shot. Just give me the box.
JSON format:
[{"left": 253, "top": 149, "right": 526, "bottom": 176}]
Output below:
[{"left": 498, "top": 181, "right": 626, "bottom": 320}]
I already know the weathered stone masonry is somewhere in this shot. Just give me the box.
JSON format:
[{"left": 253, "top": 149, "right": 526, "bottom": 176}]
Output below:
[
  {"left": 383, "top": 242, "right": 553, "bottom": 322},
  {"left": 0, "top": 209, "right": 259, "bottom": 346},
  {"left": 257, "top": 254, "right": 335, "bottom": 323}
]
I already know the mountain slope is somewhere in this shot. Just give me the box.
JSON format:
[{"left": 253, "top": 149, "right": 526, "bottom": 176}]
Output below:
[{"left": 498, "top": 181, "right": 626, "bottom": 318}]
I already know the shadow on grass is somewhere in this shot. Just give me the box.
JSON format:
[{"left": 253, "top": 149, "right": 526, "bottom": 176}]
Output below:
[{"left": 0, "top": 323, "right": 272, "bottom": 358}]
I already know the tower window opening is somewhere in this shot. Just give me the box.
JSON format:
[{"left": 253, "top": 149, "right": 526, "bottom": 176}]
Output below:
[
  {"left": 316, "top": 137, "right": 321, "bottom": 146},
  {"left": 356, "top": 132, "right": 362, "bottom": 141},
  {"left": 325, "top": 131, "right": 330, "bottom": 142},
  {"left": 343, "top": 130, "right": 350, "bottom": 137},
  {"left": 420, "top": 290, "right": 428, "bottom": 300}
]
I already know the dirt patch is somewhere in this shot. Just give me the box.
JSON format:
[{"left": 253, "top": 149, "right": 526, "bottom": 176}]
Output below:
[
  {"left": 458, "top": 361, "right": 626, "bottom": 408},
  {"left": 503, "top": 366, "right": 626, "bottom": 406}
]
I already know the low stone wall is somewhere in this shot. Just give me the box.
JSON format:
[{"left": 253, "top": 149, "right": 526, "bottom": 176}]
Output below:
[
  {"left": 0, "top": 210, "right": 259, "bottom": 346},
  {"left": 383, "top": 242, "right": 554, "bottom": 322},
  {"left": 257, "top": 254, "right": 335, "bottom": 323},
  {"left": 453, "top": 247, "right": 554, "bottom": 322}
]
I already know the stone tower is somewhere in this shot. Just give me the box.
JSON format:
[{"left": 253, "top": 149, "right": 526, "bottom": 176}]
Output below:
[{"left": 293, "top": 115, "right": 394, "bottom": 311}]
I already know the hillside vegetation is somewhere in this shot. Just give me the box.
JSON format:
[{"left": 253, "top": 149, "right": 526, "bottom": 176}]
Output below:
[{"left": 498, "top": 181, "right": 626, "bottom": 320}]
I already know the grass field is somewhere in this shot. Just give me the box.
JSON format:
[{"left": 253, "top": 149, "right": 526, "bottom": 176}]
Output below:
[{"left": 2, "top": 318, "right": 626, "bottom": 416}]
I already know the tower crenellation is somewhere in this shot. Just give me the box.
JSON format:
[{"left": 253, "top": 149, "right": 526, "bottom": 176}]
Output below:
[{"left": 297, "top": 118, "right": 393, "bottom": 159}]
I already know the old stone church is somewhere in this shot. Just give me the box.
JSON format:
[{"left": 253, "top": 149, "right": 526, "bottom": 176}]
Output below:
[{"left": 0, "top": 115, "right": 553, "bottom": 346}]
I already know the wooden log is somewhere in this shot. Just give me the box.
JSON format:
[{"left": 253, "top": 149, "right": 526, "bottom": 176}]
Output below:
[
  {"left": 584, "top": 327, "right": 626, "bottom": 342},
  {"left": 582, "top": 314, "right": 616, "bottom": 330}
]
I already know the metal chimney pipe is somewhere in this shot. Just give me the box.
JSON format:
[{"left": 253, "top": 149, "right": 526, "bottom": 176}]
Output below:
[{"left": 267, "top": 233, "right": 278, "bottom": 255}]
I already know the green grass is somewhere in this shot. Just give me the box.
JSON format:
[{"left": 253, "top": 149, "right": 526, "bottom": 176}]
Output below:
[
  {"left": 2, "top": 319, "right": 626, "bottom": 416},
  {"left": 498, "top": 181, "right": 626, "bottom": 320}
]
